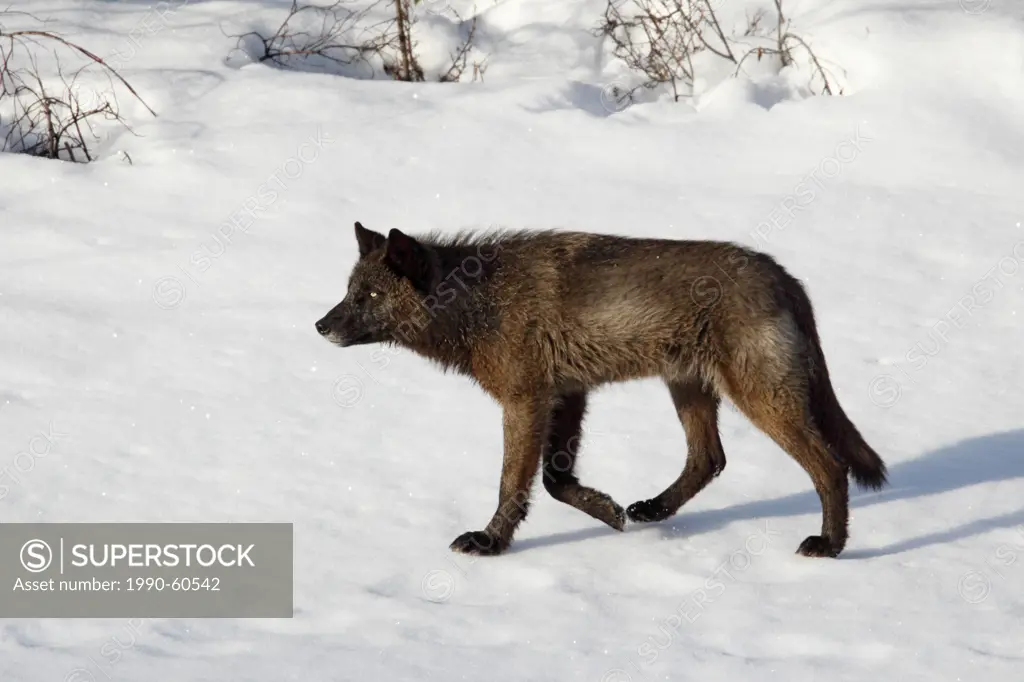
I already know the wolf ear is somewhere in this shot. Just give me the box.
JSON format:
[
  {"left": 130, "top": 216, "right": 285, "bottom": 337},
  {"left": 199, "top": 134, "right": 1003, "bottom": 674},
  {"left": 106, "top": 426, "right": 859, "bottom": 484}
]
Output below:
[
  {"left": 354, "top": 221, "right": 386, "bottom": 258},
  {"left": 384, "top": 228, "right": 432, "bottom": 292}
]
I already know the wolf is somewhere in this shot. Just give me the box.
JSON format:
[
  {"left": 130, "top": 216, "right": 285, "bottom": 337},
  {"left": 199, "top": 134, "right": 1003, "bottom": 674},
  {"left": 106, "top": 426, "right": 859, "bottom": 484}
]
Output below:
[{"left": 315, "top": 222, "right": 888, "bottom": 558}]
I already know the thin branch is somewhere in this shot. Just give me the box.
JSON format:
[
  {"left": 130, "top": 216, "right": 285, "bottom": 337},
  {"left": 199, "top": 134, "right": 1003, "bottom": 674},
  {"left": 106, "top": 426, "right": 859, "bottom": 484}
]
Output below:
[
  {"left": 439, "top": 9, "right": 479, "bottom": 83},
  {"left": 5, "top": 29, "right": 156, "bottom": 116},
  {"left": 229, "top": 0, "right": 398, "bottom": 78}
]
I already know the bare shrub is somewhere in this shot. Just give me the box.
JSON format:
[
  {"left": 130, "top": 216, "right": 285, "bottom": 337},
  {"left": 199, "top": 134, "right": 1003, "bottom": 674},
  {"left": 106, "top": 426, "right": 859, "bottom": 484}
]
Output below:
[
  {"left": 384, "top": 0, "right": 424, "bottom": 81},
  {"left": 596, "top": 0, "right": 842, "bottom": 106},
  {"left": 0, "top": 12, "right": 156, "bottom": 162},
  {"left": 735, "top": 0, "right": 844, "bottom": 95},
  {"left": 230, "top": 0, "right": 399, "bottom": 78},
  {"left": 232, "top": 0, "right": 484, "bottom": 83},
  {"left": 438, "top": 10, "right": 485, "bottom": 83}
]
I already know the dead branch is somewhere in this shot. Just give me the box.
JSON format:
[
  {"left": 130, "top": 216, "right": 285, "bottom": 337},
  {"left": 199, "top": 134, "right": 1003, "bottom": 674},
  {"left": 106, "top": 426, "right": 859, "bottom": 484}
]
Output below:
[
  {"left": 227, "top": 0, "right": 484, "bottom": 83},
  {"left": 596, "top": 0, "right": 721, "bottom": 102},
  {"left": 439, "top": 9, "right": 479, "bottom": 83},
  {"left": 734, "top": 3, "right": 844, "bottom": 96},
  {"left": 598, "top": 0, "right": 843, "bottom": 103},
  {"left": 230, "top": 0, "right": 398, "bottom": 77},
  {"left": 2, "top": 30, "right": 156, "bottom": 116},
  {"left": 384, "top": 0, "right": 424, "bottom": 81},
  {"left": 0, "top": 11, "right": 152, "bottom": 162},
  {"left": 471, "top": 57, "right": 488, "bottom": 83}
]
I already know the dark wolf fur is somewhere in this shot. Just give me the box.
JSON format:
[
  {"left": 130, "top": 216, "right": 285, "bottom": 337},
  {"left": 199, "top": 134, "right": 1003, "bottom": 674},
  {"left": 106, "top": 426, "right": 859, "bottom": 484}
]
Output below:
[{"left": 316, "top": 222, "right": 887, "bottom": 558}]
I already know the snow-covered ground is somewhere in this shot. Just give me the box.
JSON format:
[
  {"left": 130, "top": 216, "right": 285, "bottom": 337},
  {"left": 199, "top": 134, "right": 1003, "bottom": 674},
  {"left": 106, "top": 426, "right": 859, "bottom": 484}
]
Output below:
[{"left": 1, "top": 0, "right": 1023, "bottom": 679}]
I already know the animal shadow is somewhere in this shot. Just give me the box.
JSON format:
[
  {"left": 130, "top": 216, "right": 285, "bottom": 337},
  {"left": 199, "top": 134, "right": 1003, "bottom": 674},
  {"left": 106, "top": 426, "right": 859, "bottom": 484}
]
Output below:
[{"left": 515, "top": 429, "right": 1024, "bottom": 558}]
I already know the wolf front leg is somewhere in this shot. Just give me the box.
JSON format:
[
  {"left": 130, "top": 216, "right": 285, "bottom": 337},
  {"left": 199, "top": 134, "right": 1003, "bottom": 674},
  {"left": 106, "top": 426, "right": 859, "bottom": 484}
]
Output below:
[{"left": 450, "top": 395, "right": 551, "bottom": 556}]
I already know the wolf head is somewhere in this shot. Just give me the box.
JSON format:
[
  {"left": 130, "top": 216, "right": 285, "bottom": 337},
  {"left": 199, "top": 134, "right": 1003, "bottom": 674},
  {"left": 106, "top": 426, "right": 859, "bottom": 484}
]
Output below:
[{"left": 315, "top": 222, "right": 436, "bottom": 347}]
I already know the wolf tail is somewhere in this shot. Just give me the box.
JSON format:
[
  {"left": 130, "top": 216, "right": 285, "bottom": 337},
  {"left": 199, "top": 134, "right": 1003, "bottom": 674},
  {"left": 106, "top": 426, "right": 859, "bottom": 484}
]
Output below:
[
  {"left": 782, "top": 275, "right": 889, "bottom": 491},
  {"left": 809, "top": 360, "right": 889, "bottom": 490}
]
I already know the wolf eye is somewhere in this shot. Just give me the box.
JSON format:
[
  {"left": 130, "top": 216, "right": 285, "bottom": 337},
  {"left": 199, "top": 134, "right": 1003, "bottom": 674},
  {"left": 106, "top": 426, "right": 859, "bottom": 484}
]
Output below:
[{"left": 369, "top": 292, "right": 378, "bottom": 298}]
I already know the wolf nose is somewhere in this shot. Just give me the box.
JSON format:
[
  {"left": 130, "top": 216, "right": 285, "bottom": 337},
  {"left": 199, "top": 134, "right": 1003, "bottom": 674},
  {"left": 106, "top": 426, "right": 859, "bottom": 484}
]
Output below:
[{"left": 315, "top": 321, "right": 329, "bottom": 336}]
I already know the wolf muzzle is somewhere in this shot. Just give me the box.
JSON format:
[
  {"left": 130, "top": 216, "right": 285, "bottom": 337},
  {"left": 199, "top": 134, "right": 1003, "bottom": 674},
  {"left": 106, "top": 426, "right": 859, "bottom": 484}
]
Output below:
[
  {"left": 314, "top": 316, "right": 351, "bottom": 346},
  {"left": 315, "top": 312, "right": 367, "bottom": 347}
]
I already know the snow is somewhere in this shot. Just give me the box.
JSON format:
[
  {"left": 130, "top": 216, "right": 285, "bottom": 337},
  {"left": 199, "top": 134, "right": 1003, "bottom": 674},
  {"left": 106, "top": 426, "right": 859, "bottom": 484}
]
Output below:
[{"left": 1, "top": 0, "right": 1023, "bottom": 680}]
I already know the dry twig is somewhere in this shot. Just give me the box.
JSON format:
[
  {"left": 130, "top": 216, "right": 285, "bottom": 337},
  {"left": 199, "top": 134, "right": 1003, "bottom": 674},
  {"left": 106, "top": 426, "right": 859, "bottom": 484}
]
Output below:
[
  {"left": 1, "top": 10, "right": 155, "bottom": 161},
  {"left": 231, "top": 0, "right": 399, "bottom": 77}
]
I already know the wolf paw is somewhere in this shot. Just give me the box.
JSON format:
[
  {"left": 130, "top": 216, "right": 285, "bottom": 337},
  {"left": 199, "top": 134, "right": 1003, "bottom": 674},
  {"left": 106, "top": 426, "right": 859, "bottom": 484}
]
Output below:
[
  {"left": 796, "top": 535, "right": 839, "bottom": 558},
  {"left": 595, "top": 497, "right": 627, "bottom": 531},
  {"left": 449, "top": 530, "right": 508, "bottom": 556},
  {"left": 625, "top": 498, "right": 673, "bottom": 523},
  {"left": 576, "top": 490, "right": 626, "bottom": 531}
]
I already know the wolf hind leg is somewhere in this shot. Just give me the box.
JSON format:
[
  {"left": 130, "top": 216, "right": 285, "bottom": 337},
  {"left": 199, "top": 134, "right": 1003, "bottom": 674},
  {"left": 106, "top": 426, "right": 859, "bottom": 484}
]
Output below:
[
  {"left": 721, "top": 362, "right": 849, "bottom": 557},
  {"left": 742, "top": 400, "right": 848, "bottom": 557},
  {"left": 627, "top": 379, "right": 726, "bottom": 523},
  {"left": 542, "top": 391, "right": 625, "bottom": 531}
]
